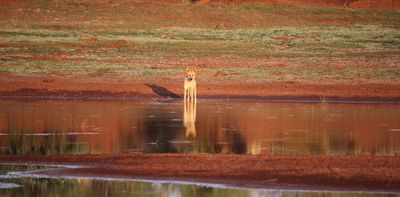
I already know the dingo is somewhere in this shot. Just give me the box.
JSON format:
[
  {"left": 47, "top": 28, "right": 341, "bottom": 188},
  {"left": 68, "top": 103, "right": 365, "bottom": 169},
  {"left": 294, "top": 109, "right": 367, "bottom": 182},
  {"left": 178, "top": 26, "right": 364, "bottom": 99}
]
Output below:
[{"left": 184, "top": 67, "right": 198, "bottom": 103}]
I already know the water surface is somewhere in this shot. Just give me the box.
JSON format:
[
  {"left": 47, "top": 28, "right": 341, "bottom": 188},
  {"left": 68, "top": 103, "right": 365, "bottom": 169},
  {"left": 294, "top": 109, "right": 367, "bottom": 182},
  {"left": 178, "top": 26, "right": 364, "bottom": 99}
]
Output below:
[
  {"left": 0, "top": 164, "right": 398, "bottom": 197},
  {"left": 0, "top": 99, "right": 399, "bottom": 155}
]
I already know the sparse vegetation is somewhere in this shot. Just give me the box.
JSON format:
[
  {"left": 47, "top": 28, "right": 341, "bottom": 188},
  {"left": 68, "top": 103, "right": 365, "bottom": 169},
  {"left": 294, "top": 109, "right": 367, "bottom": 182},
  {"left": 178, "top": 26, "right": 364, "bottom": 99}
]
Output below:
[
  {"left": 1, "top": 24, "right": 399, "bottom": 82},
  {"left": 0, "top": 0, "right": 399, "bottom": 98}
]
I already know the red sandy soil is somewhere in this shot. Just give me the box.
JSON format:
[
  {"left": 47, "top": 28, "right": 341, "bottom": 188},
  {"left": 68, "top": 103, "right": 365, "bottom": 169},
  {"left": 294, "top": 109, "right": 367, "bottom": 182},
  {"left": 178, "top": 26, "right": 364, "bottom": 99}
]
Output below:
[
  {"left": 0, "top": 1, "right": 398, "bottom": 102},
  {"left": 1, "top": 154, "right": 400, "bottom": 192},
  {"left": 0, "top": 73, "right": 399, "bottom": 102},
  {"left": 2, "top": 0, "right": 398, "bottom": 9},
  {"left": 198, "top": 0, "right": 400, "bottom": 9}
]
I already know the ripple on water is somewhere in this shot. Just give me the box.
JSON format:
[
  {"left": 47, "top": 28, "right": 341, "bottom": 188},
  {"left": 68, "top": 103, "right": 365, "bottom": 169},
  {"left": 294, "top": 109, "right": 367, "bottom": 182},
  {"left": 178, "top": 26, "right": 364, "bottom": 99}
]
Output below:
[
  {"left": 0, "top": 132, "right": 99, "bottom": 136},
  {"left": 264, "top": 116, "right": 280, "bottom": 119},
  {"left": 0, "top": 182, "right": 22, "bottom": 189}
]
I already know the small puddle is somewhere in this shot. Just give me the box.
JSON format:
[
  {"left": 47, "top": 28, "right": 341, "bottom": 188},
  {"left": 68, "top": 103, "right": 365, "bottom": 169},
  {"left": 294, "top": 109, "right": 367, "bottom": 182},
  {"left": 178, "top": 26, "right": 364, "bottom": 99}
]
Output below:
[{"left": 0, "top": 164, "right": 398, "bottom": 197}]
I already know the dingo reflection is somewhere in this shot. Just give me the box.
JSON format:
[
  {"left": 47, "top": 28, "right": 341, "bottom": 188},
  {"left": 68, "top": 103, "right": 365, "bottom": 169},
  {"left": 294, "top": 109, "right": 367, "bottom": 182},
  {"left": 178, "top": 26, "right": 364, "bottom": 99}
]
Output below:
[{"left": 184, "top": 93, "right": 197, "bottom": 138}]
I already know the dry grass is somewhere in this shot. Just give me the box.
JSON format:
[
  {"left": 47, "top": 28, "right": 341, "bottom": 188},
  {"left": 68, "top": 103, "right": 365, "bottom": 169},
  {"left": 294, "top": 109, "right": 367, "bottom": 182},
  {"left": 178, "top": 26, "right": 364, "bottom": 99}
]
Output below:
[{"left": 0, "top": 0, "right": 399, "bottom": 83}]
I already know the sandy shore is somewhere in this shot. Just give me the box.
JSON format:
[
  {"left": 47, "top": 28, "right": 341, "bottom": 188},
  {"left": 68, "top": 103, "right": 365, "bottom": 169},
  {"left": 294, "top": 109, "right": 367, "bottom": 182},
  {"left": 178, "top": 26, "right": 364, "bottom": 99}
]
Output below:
[
  {"left": 1, "top": 74, "right": 400, "bottom": 103},
  {"left": 1, "top": 154, "right": 400, "bottom": 192}
]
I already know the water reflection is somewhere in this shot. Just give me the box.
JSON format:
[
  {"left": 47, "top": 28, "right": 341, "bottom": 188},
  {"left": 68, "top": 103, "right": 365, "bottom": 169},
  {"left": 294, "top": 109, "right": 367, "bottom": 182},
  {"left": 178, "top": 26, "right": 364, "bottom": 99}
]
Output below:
[
  {"left": 142, "top": 104, "right": 181, "bottom": 153},
  {"left": 2, "top": 177, "right": 398, "bottom": 197},
  {"left": 184, "top": 93, "right": 197, "bottom": 139},
  {"left": 0, "top": 165, "right": 398, "bottom": 197},
  {"left": 0, "top": 99, "right": 399, "bottom": 156}
]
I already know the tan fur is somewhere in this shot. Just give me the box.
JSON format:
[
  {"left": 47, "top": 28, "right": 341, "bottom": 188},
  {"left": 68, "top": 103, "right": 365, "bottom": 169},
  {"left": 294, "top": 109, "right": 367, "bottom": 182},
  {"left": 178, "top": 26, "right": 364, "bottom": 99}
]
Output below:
[
  {"left": 183, "top": 67, "right": 198, "bottom": 138},
  {"left": 184, "top": 67, "right": 198, "bottom": 103}
]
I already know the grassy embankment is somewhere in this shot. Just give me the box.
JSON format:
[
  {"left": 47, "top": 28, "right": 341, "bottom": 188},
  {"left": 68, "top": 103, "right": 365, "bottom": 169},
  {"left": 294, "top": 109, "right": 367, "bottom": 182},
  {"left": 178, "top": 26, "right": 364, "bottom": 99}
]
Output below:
[{"left": 0, "top": 1, "right": 399, "bottom": 84}]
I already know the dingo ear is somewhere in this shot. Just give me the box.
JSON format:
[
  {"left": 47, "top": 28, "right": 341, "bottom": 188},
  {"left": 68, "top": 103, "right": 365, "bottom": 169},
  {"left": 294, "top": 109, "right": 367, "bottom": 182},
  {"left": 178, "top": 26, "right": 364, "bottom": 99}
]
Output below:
[
  {"left": 186, "top": 67, "right": 191, "bottom": 73},
  {"left": 193, "top": 67, "right": 198, "bottom": 73}
]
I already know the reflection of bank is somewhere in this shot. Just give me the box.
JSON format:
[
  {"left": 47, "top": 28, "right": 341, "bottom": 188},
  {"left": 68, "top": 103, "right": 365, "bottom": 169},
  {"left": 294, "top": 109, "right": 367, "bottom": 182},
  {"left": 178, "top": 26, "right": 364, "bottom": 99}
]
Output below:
[
  {"left": 142, "top": 104, "right": 182, "bottom": 153},
  {"left": 184, "top": 96, "right": 197, "bottom": 139},
  {"left": 0, "top": 101, "right": 143, "bottom": 155},
  {"left": 2, "top": 100, "right": 399, "bottom": 156},
  {"left": 180, "top": 101, "right": 247, "bottom": 154}
]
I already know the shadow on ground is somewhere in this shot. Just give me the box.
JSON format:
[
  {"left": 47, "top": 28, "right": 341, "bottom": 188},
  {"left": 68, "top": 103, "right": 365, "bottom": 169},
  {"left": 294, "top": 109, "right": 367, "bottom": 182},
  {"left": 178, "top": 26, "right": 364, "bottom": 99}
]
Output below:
[{"left": 145, "top": 84, "right": 180, "bottom": 98}]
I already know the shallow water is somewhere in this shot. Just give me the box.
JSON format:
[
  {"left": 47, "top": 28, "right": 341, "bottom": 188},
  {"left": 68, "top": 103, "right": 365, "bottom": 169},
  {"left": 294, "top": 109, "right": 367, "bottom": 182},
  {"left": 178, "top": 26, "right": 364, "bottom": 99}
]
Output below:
[
  {"left": 0, "top": 99, "right": 399, "bottom": 155},
  {"left": 2, "top": 177, "right": 399, "bottom": 197},
  {"left": 0, "top": 164, "right": 398, "bottom": 197}
]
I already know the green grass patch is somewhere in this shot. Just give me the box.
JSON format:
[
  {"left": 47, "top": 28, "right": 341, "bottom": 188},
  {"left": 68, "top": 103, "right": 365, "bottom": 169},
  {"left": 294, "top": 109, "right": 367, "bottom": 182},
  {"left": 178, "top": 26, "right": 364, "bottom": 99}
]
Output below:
[
  {"left": 0, "top": 23, "right": 399, "bottom": 82},
  {"left": 204, "top": 67, "right": 400, "bottom": 82},
  {"left": 2, "top": 25, "right": 399, "bottom": 59}
]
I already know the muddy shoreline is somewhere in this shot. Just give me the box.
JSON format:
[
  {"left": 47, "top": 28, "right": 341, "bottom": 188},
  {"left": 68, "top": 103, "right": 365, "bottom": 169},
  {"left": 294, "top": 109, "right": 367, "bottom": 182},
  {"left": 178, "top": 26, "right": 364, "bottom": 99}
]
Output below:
[
  {"left": 1, "top": 82, "right": 400, "bottom": 103},
  {"left": 1, "top": 71, "right": 400, "bottom": 103},
  {"left": 1, "top": 154, "right": 400, "bottom": 193},
  {"left": 1, "top": 94, "right": 400, "bottom": 104}
]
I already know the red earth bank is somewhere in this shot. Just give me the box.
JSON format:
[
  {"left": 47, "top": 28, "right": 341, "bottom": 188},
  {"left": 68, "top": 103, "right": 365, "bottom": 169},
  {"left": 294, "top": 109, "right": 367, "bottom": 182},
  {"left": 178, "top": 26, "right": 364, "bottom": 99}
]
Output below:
[{"left": 1, "top": 154, "right": 399, "bottom": 192}]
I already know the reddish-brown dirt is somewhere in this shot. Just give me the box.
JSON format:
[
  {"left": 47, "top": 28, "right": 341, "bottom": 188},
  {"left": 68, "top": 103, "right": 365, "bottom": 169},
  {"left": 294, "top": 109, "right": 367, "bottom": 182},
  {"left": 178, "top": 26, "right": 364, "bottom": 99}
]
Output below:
[
  {"left": 199, "top": 0, "right": 400, "bottom": 9},
  {"left": 0, "top": 73, "right": 399, "bottom": 102},
  {"left": 0, "top": 1, "right": 398, "bottom": 102},
  {"left": 1, "top": 154, "right": 400, "bottom": 192}
]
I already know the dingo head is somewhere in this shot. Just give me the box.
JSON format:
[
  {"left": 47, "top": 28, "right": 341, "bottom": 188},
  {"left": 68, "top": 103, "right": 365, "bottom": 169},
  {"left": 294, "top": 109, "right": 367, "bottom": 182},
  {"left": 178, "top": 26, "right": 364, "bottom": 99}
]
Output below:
[{"left": 185, "top": 67, "right": 198, "bottom": 81}]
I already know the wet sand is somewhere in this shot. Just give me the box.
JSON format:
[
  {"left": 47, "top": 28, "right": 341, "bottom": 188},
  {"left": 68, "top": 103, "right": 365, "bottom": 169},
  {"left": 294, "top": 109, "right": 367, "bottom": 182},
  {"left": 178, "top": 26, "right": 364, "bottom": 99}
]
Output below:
[
  {"left": 1, "top": 154, "right": 400, "bottom": 192},
  {"left": 1, "top": 80, "right": 400, "bottom": 103},
  {"left": 1, "top": 73, "right": 400, "bottom": 103}
]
